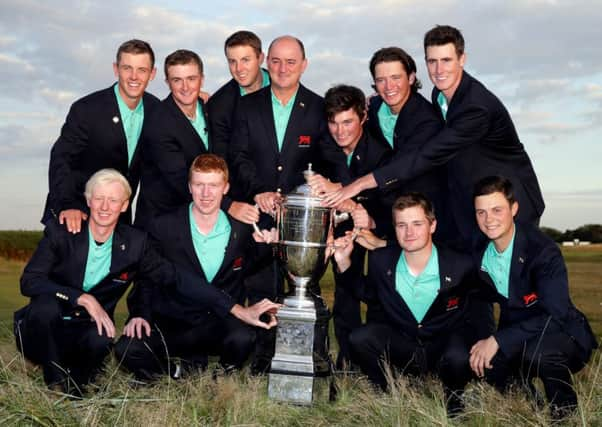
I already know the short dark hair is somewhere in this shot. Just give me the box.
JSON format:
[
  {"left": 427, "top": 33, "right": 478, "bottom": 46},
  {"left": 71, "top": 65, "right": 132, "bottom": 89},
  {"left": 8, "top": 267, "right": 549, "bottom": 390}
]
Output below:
[
  {"left": 164, "top": 49, "right": 203, "bottom": 79},
  {"left": 224, "top": 30, "right": 262, "bottom": 57},
  {"left": 369, "top": 47, "right": 422, "bottom": 92},
  {"left": 473, "top": 176, "right": 516, "bottom": 205},
  {"left": 392, "top": 192, "right": 436, "bottom": 223},
  {"left": 324, "top": 85, "right": 366, "bottom": 121},
  {"left": 424, "top": 25, "right": 465, "bottom": 57},
  {"left": 189, "top": 154, "right": 229, "bottom": 183},
  {"left": 116, "top": 39, "right": 155, "bottom": 68},
  {"left": 268, "top": 35, "right": 306, "bottom": 60}
]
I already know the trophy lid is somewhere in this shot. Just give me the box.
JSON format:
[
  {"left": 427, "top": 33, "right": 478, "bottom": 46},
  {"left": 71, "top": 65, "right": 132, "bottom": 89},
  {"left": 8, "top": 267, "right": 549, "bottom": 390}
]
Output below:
[{"left": 283, "top": 164, "right": 327, "bottom": 208}]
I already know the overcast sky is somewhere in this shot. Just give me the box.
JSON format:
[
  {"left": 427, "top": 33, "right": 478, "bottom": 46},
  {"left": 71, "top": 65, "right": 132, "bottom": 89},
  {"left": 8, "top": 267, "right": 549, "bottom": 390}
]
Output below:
[{"left": 1, "top": 0, "right": 601, "bottom": 230}]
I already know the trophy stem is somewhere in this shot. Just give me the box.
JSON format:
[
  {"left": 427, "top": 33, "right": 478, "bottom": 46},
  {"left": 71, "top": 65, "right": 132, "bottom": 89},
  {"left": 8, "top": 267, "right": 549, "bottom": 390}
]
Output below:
[{"left": 284, "top": 276, "right": 315, "bottom": 308}]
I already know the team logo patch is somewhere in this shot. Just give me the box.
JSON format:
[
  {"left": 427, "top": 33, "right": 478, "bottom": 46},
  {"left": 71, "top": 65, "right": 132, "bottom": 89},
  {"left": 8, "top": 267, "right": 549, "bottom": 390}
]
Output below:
[
  {"left": 298, "top": 135, "right": 311, "bottom": 146},
  {"left": 113, "top": 271, "right": 129, "bottom": 284},
  {"left": 446, "top": 296, "right": 460, "bottom": 311},
  {"left": 233, "top": 257, "right": 243, "bottom": 270},
  {"left": 523, "top": 292, "right": 538, "bottom": 307}
]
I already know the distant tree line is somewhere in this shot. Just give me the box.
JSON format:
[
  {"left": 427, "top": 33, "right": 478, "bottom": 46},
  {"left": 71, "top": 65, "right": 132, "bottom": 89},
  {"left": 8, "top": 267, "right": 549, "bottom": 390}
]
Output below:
[
  {"left": 541, "top": 224, "right": 602, "bottom": 243},
  {"left": 0, "top": 226, "right": 600, "bottom": 261}
]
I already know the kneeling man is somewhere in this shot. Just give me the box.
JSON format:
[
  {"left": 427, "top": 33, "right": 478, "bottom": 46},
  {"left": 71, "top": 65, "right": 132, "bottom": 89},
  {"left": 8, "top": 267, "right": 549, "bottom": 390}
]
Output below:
[
  {"left": 116, "top": 154, "right": 277, "bottom": 379},
  {"left": 471, "top": 176, "right": 598, "bottom": 418},
  {"left": 333, "top": 193, "right": 480, "bottom": 414}
]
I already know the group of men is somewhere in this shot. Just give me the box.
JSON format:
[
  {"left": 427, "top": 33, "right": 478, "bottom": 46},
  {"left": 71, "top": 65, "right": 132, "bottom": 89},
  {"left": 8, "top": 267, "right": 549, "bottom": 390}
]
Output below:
[{"left": 14, "top": 23, "right": 597, "bottom": 419}]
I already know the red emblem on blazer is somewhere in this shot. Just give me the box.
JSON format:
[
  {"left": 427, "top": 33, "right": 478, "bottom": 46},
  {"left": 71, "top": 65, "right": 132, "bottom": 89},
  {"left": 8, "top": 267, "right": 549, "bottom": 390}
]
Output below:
[
  {"left": 119, "top": 272, "right": 129, "bottom": 281},
  {"left": 233, "top": 257, "right": 243, "bottom": 270},
  {"left": 523, "top": 292, "right": 538, "bottom": 307},
  {"left": 446, "top": 296, "right": 460, "bottom": 311},
  {"left": 298, "top": 135, "right": 311, "bottom": 146}
]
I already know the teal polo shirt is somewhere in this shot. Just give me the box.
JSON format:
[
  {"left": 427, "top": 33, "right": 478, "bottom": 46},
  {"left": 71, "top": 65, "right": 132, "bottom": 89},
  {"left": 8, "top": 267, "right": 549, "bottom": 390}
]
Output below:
[
  {"left": 271, "top": 89, "right": 298, "bottom": 151},
  {"left": 189, "top": 101, "right": 209, "bottom": 150},
  {"left": 114, "top": 83, "right": 144, "bottom": 166},
  {"left": 82, "top": 228, "right": 113, "bottom": 292},
  {"left": 239, "top": 69, "right": 270, "bottom": 96},
  {"left": 481, "top": 227, "right": 516, "bottom": 299},
  {"left": 395, "top": 244, "right": 440, "bottom": 322},
  {"left": 189, "top": 204, "right": 231, "bottom": 283},
  {"left": 377, "top": 102, "right": 397, "bottom": 148},
  {"left": 437, "top": 92, "right": 448, "bottom": 120}
]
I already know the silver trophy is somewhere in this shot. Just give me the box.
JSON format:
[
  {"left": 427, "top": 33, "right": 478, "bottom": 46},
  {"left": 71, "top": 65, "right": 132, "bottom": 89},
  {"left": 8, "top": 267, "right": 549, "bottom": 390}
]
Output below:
[{"left": 268, "top": 164, "right": 342, "bottom": 405}]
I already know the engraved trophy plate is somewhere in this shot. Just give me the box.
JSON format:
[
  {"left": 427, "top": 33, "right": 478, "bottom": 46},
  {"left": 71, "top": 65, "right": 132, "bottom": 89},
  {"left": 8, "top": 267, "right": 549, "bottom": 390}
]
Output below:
[{"left": 268, "top": 165, "right": 333, "bottom": 405}]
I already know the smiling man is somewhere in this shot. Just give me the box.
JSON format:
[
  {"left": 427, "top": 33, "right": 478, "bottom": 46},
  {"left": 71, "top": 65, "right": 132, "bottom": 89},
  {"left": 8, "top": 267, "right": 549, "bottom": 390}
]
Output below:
[
  {"left": 325, "top": 26, "right": 545, "bottom": 251},
  {"left": 42, "top": 39, "right": 159, "bottom": 233},
  {"left": 134, "top": 49, "right": 257, "bottom": 230},
  {"left": 116, "top": 154, "right": 279, "bottom": 379},
  {"left": 333, "top": 193, "right": 481, "bottom": 416},
  {"left": 471, "top": 176, "right": 597, "bottom": 419},
  {"left": 208, "top": 30, "right": 270, "bottom": 160}
]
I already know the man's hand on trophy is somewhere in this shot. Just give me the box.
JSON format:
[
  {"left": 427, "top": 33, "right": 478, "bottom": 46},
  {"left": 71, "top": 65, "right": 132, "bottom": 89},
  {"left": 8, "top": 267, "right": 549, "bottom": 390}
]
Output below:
[
  {"left": 305, "top": 173, "right": 342, "bottom": 196},
  {"left": 254, "top": 192, "right": 282, "bottom": 214},
  {"left": 330, "top": 233, "right": 354, "bottom": 272},
  {"left": 228, "top": 201, "right": 260, "bottom": 224},
  {"left": 355, "top": 229, "right": 387, "bottom": 251},
  {"left": 321, "top": 174, "right": 377, "bottom": 207},
  {"left": 253, "top": 227, "right": 278, "bottom": 244},
  {"left": 350, "top": 203, "right": 375, "bottom": 230},
  {"left": 230, "top": 299, "right": 282, "bottom": 329}
]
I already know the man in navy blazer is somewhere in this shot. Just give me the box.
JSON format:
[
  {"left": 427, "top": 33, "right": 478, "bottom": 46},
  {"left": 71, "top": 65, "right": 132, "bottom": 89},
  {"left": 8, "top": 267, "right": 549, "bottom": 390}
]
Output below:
[
  {"left": 228, "top": 35, "right": 346, "bottom": 372},
  {"left": 229, "top": 35, "right": 345, "bottom": 210},
  {"left": 15, "top": 169, "right": 249, "bottom": 394},
  {"left": 325, "top": 25, "right": 545, "bottom": 250},
  {"left": 333, "top": 193, "right": 481, "bottom": 416},
  {"left": 42, "top": 39, "right": 159, "bottom": 233},
  {"left": 471, "top": 176, "right": 597, "bottom": 418},
  {"left": 207, "top": 30, "right": 270, "bottom": 160},
  {"left": 366, "top": 47, "right": 452, "bottom": 243},
  {"left": 116, "top": 155, "right": 279, "bottom": 379},
  {"left": 135, "top": 49, "right": 258, "bottom": 230}
]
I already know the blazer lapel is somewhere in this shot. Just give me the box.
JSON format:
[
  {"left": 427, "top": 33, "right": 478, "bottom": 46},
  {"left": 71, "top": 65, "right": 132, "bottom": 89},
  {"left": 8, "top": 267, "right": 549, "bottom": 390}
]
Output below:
[
  {"left": 182, "top": 207, "right": 206, "bottom": 277},
  {"left": 508, "top": 225, "right": 528, "bottom": 306},
  {"left": 259, "top": 89, "right": 279, "bottom": 153},
  {"left": 280, "top": 86, "right": 307, "bottom": 158},
  {"left": 106, "top": 86, "right": 129, "bottom": 169},
  {"left": 73, "top": 223, "right": 90, "bottom": 289}
]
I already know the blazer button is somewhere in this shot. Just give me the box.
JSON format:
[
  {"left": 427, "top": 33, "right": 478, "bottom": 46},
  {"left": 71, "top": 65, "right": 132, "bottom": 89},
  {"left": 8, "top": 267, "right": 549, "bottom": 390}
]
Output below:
[
  {"left": 277, "top": 165, "right": 283, "bottom": 171},
  {"left": 417, "top": 324, "right": 423, "bottom": 328},
  {"left": 276, "top": 188, "right": 282, "bottom": 193}
]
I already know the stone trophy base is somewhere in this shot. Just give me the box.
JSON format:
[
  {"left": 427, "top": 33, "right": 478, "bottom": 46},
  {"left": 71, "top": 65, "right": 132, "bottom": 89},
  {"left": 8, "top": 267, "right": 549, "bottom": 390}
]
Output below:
[{"left": 268, "top": 292, "right": 331, "bottom": 405}]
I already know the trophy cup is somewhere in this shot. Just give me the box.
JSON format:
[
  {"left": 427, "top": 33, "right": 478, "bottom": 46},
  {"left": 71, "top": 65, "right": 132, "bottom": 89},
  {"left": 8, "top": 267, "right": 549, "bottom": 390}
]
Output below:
[{"left": 267, "top": 164, "right": 336, "bottom": 405}]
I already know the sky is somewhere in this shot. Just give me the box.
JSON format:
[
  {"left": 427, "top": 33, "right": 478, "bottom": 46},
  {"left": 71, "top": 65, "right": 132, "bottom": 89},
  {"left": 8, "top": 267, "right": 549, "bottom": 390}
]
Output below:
[{"left": 1, "top": 0, "right": 601, "bottom": 231}]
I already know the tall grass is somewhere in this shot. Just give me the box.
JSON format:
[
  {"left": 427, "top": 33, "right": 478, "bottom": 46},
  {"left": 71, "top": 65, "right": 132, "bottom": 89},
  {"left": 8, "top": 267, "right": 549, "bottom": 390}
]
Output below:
[{"left": 1, "top": 332, "right": 600, "bottom": 426}]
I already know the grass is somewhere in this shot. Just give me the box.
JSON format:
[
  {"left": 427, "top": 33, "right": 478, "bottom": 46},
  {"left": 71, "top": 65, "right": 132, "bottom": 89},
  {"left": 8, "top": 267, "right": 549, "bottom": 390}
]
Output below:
[{"left": 0, "top": 245, "right": 601, "bottom": 426}]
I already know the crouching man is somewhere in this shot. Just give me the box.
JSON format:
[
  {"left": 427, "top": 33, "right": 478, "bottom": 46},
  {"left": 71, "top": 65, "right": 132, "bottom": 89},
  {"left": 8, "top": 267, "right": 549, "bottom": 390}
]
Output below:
[
  {"left": 115, "top": 154, "right": 278, "bottom": 379},
  {"left": 332, "top": 193, "right": 481, "bottom": 415},
  {"left": 14, "top": 168, "right": 277, "bottom": 395},
  {"left": 471, "top": 176, "right": 598, "bottom": 418}
]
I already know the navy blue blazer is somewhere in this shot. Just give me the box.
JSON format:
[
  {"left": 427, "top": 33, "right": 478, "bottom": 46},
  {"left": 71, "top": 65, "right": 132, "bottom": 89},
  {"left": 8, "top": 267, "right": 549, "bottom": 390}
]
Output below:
[
  {"left": 367, "top": 93, "right": 451, "bottom": 242},
  {"left": 373, "top": 71, "right": 545, "bottom": 247},
  {"left": 337, "top": 244, "right": 480, "bottom": 342},
  {"left": 134, "top": 94, "right": 212, "bottom": 230},
  {"left": 207, "top": 78, "right": 239, "bottom": 160},
  {"left": 16, "top": 220, "right": 232, "bottom": 324},
  {"left": 229, "top": 84, "right": 346, "bottom": 202},
  {"left": 42, "top": 86, "right": 160, "bottom": 224},
  {"left": 474, "top": 222, "right": 597, "bottom": 360},
  {"left": 143, "top": 205, "right": 271, "bottom": 326},
  {"left": 335, "top": 130, "right": 392, "bottom": 239},
  {"left": 207, "top": 71, "right": 270, "bottom": 161}
]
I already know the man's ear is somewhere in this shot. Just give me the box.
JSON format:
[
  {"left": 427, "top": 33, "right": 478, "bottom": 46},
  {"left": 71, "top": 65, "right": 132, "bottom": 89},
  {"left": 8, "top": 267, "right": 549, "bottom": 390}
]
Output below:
[{"left": 511, "top": 201, "right": 519, "bottom": 218}]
